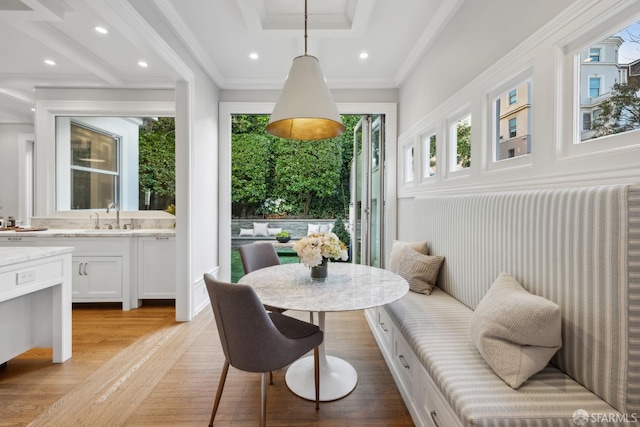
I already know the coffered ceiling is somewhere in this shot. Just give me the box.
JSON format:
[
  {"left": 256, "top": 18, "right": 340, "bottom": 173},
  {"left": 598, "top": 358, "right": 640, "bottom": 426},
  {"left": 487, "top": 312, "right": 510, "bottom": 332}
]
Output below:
[{"left": 0, "top": 0, "right": 574, "bottom": 125}]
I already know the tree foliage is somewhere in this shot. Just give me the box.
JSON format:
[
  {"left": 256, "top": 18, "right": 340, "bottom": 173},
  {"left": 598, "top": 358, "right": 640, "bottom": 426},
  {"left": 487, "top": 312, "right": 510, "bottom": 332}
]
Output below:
[
  {"left": 231, "top": 133, "right": 271, "bottom": 216},
  {"left": 138, "top": 117, "right": 175, "bottom": 209},
  {"left": 231, "top": 114, "right": 360, "bottom": 218},
  {"left": 592, "top": 80, "right": 640, "bottom": 137},
  {"left": 456, "top": 120, "right": 471, "bottom": 169}
]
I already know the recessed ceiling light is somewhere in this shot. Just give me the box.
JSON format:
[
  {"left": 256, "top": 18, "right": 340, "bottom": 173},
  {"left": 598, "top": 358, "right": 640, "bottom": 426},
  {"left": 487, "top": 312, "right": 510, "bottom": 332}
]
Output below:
[
  {"left": 249, "top": 52, "right": 259, "bottom": 60},
  {"left": 138, "top": 61, "right": 148, "bottom": 68},
  {"left": 30, "top": 108, "right": 35, "bottom": 112},
  {"left": 359, "top": 51, "right": 369, "bottom": 59},
  {"left": 44, "top": 59, "right": 56, "bottom": 66},
  {"left": 94, "top": 26, "right": 108, "bottom": 34}
]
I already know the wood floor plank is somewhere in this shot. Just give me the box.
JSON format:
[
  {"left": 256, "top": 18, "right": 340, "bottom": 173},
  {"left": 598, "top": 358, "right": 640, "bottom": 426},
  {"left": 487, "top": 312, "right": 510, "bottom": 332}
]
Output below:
[{"left": 0, "top": 304, "right": 414, "bottom": 426}]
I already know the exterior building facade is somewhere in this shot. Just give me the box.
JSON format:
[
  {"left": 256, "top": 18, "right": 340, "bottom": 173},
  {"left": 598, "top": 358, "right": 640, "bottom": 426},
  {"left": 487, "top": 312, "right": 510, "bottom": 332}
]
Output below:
[
  {"left": 579, "top": 36, "right": 625, "bottom": 140},
  {"left": 497, "top": 82, "right": 531, "bottom": 160}
]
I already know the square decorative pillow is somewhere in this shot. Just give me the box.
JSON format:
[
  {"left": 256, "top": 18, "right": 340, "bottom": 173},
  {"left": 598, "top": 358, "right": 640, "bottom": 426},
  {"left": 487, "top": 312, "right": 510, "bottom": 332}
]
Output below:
[
  {"left": 470, "top": 272, "right": 562, "bottom": 389},
  {"left": 388, "top": 240, "right": 429, "bottom": 273},
  {"left": 318, "top": 223, "right": 334, "bottom": 234},
  {"left": 268, "top": 228, "right": 282, "bottom": 236},
  {"left": 307, "top": 223, "right": 320, "bottom": 235},
  {"left": 238, "top": 228, "right": 253, "bottom": 236},
  {"left": 395, "top": 246, "right": 444, "bottom": 294},
  {"left": 253, "top": 222, "right": 269, "bottom": 236}
]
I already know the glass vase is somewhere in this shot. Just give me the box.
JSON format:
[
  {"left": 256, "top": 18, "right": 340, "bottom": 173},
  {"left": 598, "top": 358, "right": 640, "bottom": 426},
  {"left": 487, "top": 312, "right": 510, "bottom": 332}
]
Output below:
[{"left": 310, "top": 258, "right": 328, "bottom": 281}]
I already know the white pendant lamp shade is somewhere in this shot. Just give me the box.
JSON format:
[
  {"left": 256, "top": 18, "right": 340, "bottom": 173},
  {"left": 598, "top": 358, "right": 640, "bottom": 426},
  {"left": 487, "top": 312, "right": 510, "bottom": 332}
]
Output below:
[{"left": 266, "top": 55, "right": 345, "bottom": 140}]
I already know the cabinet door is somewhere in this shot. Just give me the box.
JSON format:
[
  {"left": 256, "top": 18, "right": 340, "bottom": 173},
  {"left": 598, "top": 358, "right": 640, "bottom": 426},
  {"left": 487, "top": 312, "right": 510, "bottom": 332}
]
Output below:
[
  {"left": 73, "top": 256, "right": 122, "bottom": 298},
  {"left": 138, "top": 237, "right": 176, "bottom": 298}
]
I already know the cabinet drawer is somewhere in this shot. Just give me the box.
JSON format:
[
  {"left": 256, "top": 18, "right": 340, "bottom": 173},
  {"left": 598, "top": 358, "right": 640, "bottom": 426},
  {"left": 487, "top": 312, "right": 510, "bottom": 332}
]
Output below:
[
  {"left": 420, "top": 365, "right": 463, "bottom": 427},
  {"left": 377, "top": 307, "right": 394, "bottom": 348},
  {"left": 393, "top": 332, "right": 417, "bottom": 393}
]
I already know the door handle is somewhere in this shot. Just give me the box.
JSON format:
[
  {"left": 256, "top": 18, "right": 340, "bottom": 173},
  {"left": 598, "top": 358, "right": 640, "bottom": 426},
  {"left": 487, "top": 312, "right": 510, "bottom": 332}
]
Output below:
[{"left": 83, "top": 262, "right": 88, "bottom": 276}]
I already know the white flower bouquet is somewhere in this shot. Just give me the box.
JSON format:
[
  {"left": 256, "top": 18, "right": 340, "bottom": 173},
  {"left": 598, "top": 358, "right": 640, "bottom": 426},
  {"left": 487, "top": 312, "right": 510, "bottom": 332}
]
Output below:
[{"left": 293, "top": 232, "right": 349, "bottom": 267}]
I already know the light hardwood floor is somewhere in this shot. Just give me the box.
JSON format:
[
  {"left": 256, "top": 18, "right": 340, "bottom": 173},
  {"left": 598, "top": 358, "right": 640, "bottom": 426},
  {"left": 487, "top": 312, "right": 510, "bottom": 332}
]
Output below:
[{"left": 1, "top": 302, "right": 414, "bottom": 426}]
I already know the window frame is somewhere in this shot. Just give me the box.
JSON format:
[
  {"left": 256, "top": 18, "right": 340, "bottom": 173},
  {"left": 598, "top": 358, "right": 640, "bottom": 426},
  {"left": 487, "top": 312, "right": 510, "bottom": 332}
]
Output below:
[
  {"left": 486, "top": 71, "right": 533, "bottom": 170},
  {"left": 559, "top": 14, "right": 640, "bottom": 158},
  {"left": 69, "top": 121, "right": 121, "bottom": 210},
  {"left": 421, "top": 131, "right": 437, "bottom": 179}
]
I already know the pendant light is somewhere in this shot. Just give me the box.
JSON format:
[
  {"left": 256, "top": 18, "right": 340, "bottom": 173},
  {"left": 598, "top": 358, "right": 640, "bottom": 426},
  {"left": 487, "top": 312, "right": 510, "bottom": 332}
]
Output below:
[{"left": 266, "top": 0, "right": 345, "bottom": 140}]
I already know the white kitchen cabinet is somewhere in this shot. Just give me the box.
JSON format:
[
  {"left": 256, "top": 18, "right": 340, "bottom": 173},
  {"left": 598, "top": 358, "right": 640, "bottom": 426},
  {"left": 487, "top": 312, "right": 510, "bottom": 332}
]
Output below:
[
  {"left": 0, "top": 236, "right": 131, "bottom": 309},
  {"left": 72, "top": 256, "right": 122, "bottom": 299},
  {"left": 137, "top": 236, "right": 176, "bottom": 299}
]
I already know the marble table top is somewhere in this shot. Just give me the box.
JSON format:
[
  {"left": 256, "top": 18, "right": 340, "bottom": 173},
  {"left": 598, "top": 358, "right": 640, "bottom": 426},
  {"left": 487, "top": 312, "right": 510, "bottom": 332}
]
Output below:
[{"left": 239, "top": 262, "right": 409, "bottom": 312}]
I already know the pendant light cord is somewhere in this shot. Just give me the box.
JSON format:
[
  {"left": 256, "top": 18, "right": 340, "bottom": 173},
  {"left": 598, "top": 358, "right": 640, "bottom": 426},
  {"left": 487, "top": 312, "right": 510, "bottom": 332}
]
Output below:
[{"left": 304, "top": 0, "right": 308, "bottom": 55}]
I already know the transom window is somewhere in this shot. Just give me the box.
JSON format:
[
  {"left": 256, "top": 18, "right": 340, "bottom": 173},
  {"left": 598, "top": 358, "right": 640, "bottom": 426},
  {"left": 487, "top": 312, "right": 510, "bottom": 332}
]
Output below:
[
  {"left": 494, "top": 80, "right": 532, "bottom": 161},
  {"left": 578, "top": 21, "right": 640, "bottom": 142},
  {"left": 422, "top": 133, "right": 436, "bottom": 178},
  {"left": 451, "top": 115, "right": 471, "bottom": 171}
]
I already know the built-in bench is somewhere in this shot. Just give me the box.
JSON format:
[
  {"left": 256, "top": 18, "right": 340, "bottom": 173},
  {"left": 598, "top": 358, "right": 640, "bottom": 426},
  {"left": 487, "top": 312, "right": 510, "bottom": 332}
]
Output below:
[{"left": 366, "top": 184, "right": 640, "bottom": 426}]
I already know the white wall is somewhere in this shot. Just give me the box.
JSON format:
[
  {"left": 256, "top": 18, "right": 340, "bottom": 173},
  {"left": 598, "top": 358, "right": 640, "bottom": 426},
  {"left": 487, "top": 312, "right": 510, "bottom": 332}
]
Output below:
[
  {"left": 395, "top": 0, "right": 640, "bottom": 242},
  {"left": 129, "top": 0, "right": 220, "bottom": 320},
  {"left": 0, "top": 124, "right": 33, "bottom": 221}
]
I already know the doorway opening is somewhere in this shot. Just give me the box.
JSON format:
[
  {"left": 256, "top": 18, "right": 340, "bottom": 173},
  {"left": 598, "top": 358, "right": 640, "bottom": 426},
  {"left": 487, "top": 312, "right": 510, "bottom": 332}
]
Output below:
[{"left": 229, "top": 113, "right": 385, "bottom": 276}]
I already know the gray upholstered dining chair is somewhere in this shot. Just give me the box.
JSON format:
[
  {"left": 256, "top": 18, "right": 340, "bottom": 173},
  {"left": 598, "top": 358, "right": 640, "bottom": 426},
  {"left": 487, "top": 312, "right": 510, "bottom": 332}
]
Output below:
[
  {"left": 238, "top": 242, "right": 284, "bottom": 313},
  {"left": 203, "top": 273, "right": 323, "bottom": 427}
]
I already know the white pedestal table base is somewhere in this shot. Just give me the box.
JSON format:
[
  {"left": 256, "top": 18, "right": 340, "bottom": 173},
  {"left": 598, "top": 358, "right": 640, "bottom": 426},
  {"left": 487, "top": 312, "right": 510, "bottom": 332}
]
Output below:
[{"left": 285, "top": 312, "right": 358, "bottom": 401}]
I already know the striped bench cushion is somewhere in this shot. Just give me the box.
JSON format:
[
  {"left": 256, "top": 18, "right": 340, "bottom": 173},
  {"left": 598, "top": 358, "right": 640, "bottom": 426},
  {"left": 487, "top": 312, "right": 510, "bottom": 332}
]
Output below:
[
  {"left": 412, "top": 185, "right": 640, "bottom": 415},
  {"left": 385, "top": 289, "right": 623, "bottom": 427}
]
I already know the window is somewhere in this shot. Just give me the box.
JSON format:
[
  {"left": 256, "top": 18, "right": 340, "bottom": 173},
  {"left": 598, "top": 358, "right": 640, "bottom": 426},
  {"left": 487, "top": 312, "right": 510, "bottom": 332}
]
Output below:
[
  {"left": 494, "top": 81, "right": 532, "bottom": 161},
  {"left": 589, "top": 77, "right": 601, "bottom": 98},
  {"left": 578, "top": 22, "right": 640, "bottom": 143},
  {"left": 404, "top": 145, "right": 414, "bottom": 183},
  {"left": 70, "top": 123, "right": 119, "bottom": 209},
  {"left": 452, "top": 115, "right": 471, "bottom": 171},
  {"left": 422, "top": 133, "right": 436, "bottom": 178},
  {"left": 509, "top": 118, "right": 517, "bottom": 138}
]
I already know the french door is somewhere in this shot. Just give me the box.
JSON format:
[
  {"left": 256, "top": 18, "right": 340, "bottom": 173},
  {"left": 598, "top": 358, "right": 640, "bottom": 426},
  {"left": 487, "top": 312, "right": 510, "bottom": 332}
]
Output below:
[{"left": 350, "top": 115, "right": 385, "bottom": 267}]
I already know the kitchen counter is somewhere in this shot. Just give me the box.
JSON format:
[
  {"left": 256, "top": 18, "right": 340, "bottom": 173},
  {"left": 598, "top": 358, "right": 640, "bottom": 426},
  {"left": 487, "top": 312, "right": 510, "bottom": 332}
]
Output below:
[{"left": 0, "top": 228, "right": 175, "bottom": 238}]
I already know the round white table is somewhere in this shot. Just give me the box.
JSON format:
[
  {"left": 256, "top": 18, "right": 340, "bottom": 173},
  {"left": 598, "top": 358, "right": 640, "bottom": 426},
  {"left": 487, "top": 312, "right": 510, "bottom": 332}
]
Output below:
[{"left": 239, "top": 262, "right": 409, "bottom": 401}]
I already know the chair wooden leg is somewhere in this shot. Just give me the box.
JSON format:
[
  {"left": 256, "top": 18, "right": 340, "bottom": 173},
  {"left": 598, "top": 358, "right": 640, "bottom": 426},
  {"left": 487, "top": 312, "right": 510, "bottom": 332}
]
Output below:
[
  {"left": 261, "top": 372, "right": 268, "bottom": 427},
  {"left": 314, "top": 346, "right": 320, "bottom": 411},
  {"left": 269, "top": 370, "right": 273, "bottom": 385},
  {"left": 209, "top": 360, "right": 229, "bottom": 427},
  {"left": 309, "top": 311, "right": 314, "bottom": 324}
]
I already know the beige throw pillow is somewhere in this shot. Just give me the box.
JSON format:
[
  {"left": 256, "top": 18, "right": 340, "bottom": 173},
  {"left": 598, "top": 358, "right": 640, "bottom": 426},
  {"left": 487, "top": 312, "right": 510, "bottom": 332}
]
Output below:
[
  {"left": 388, "top": 240, "right": 429, "bottom": 273},
  {"left": 396, "top": 246, "right": 444, "bottom": 295},
  {"left": 470, "top": 272, "right": 562, "bottom": 389}
]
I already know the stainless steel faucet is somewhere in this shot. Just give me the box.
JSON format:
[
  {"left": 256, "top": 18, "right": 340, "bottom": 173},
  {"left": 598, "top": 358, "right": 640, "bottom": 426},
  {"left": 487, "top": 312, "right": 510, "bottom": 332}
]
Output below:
[
  {"left": 106, "top": 202, "right": 120, "bottom": 229},
  {"left": 90, "top": 212, "right": 100, "bottom": 229}
]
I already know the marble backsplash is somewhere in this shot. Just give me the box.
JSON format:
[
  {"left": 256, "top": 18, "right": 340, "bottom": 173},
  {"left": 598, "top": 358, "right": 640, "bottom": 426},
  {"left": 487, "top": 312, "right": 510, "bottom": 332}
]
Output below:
[{"left": 31, "top": 211, "right": 176, "bottom": 230}]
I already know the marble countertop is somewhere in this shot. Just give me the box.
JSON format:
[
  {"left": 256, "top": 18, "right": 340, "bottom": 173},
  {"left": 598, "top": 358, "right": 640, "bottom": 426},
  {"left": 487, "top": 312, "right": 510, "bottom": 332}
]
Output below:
[
  {"left": 239, "top": 262, "right": 409, "bottom": 312},
  {"left": 0, "top": 246, "right": 74, "bottom": 268},
  {"left": 0, "top": 228, "right": 175, "bottom": 238}
]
